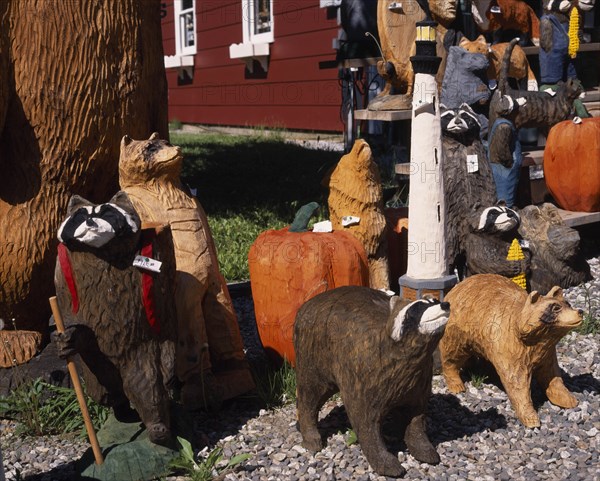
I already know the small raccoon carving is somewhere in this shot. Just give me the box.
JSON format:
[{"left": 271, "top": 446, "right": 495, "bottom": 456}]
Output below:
[
  {"left": 119, "top": 133, "right": 253, "bottom": 408},
  {"left": 440, "top": 274, "right": 583, "bottom": 428},
  {"left": 294, "top": 286, "right": 450, "bottom": 477}
]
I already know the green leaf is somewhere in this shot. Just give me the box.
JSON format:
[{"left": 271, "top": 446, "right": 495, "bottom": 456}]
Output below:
[
  {"left": 225, "top": 453, "right": 252, "bottom": 469},
  {"left": 176, "top": 436, "right": 195, "bottom": 464},
  {"left": 346, "top": 429, "right": 358, "bottom": 446}
]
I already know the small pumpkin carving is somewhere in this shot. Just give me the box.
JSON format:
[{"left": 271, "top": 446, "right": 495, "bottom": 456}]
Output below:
[
  {"left": 248, "top": 226, "right": 369, "bottom": 366},
  {"left": 543, "top": 117, "right": 600, "bottom": 213}
]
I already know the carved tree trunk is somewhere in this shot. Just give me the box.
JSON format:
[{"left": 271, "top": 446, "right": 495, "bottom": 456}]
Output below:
[{"left": 0, "top": 0, "right": 168, "bottom": 338}]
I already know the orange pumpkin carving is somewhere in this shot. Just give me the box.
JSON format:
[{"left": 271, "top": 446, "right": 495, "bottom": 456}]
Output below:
[
  {"left": 543, "top": 117, "right": 600, "bottom": 213},
  {"left": 248, "top": 227, "right": 369, "bottom": 366}
]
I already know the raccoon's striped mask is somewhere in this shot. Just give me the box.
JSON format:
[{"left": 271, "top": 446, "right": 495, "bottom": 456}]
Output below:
[
  {"left": 476, "top": 204, "right": 520, "bottom": 233},
  {"left": 58, "top": 199, "right": 139, "bottom": 250}
]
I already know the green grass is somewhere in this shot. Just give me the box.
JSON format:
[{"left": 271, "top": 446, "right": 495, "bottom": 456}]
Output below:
[
  {"left": 250, "top": 360, "right": 297, "bottom": 409},
  {"left": 0, "top": 378, "right": 109, "bottom": 438},
  {"left": 172, "top": 132, "right": 340, "bottom": 281}
]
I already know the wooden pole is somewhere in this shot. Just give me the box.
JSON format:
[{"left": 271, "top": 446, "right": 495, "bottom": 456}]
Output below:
[{"left": 49, "top": 296, "right": 104, "bottom": 465}]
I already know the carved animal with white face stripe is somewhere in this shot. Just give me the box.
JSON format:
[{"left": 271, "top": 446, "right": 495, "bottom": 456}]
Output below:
[
  {"left": 465, "top": 202, "right": 531, "bottom": 280},
  {"left": 293, "top": 286, "right": 450, "bottom": 477}
]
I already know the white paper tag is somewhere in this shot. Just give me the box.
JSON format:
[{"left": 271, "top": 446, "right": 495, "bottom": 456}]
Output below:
[
  {"left": 490, "top": 5, "right": 501, "bottom": 13},
  {"left": 342, "top": 215, "right": 361, "bottom": 227},
  {"left": 519, "top": 239, "right": 530, "bottom": 250},
  {"left": 133, "top": 255, "right": 162, "bottom": 273},
  {"left": 312, "top": 220, "right": 333, "bottom": 233},
  {"left": 467, "top": 154, "right": 479, "bottom": 173}
]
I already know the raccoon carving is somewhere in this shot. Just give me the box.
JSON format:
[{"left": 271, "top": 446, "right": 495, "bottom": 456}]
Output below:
[
  {"left": 441, "top": 104, "right": 496, "bottom": 275},
  {"left": 53, "top": 192, "right": 177, "bottom": 445},
  {"left": 440, "top": 274, "right": 583, "bottom": 428},
  {"left": 118, "top": 133, "right": 253, "bottom": 408},
  {"left": 464, "top": 203, "right": 531, "bottom": 281},
  {"left": 294, "top": 286, "right": 450, "bottom": 477}
]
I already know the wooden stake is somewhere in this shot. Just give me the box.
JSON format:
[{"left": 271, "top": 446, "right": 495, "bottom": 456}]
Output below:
[{"left": 49, "top": 296, "right": 104, "bottom": 465}]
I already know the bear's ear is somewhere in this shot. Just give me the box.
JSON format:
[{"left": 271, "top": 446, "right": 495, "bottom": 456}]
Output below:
[
  {"left": 149, "top": 132, "right": 160, "bottom": 140},
  {"left": 66, "top": 195, "right": 93, "bottom": 215},
  {"left": 459, "top": 36, "right": 469, "bottom": 47},
  {"left": 547, "top": 286, "right": 563, "bottom": 299},
  {"left": 527, "top": 290, "right": 540, "bottom": 304},
  {"left": 121, "top": 135, "right": 133, "bottom": 148},
  {"left": 109, "top": 191, "right": 136, "bottom": 214}
]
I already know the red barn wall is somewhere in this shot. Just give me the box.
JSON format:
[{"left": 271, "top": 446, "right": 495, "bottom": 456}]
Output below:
[{"left": 161, "top": 1, "right": 342, "bottom": 132}]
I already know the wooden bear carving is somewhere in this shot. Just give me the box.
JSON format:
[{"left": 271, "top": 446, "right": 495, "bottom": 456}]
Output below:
[
  {"left": 328, "top": 139, "right": 389, "bottom": 290},
  {"left": 294, "top": 286, "right": 450, "bottom": 477},
  {"left": 119, "top": 133, "right": 253, "bottom": 408},
  {"left": 440, "top": 274, "right": 583, "bottom": 428},
  {"left": 53, "top": 192, "right": 177, "bottom": 445}
]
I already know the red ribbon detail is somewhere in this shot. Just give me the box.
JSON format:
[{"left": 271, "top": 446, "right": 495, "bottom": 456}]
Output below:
[
  {"left": 58, "top": 243, "right": 79, "bottom": 314},
  {"left": 140, "top": 229, "right": 160, "bottom": 335}
]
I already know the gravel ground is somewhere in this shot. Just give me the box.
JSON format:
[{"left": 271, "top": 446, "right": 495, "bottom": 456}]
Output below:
[{"left": 1, "top": 258, "right": 599, "bottom": 481}]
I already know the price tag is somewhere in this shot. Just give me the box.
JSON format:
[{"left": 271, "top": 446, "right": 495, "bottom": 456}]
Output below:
[
  {"left": 342, "top": 215, "right": 361, "bottom": 227},
  {"left": 467, "top": 154, "right": 479, "bottom": 173},
  {"left": 133, "top": 255, "right": 162, "bottom": 273}
]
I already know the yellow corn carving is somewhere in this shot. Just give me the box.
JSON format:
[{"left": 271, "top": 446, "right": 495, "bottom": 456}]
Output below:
[
  {"left": 507, "top": 238, "right": 527, "bottom": 289},
  {"left": 568, "top": 7, "right": 580, "bottom": 59}
]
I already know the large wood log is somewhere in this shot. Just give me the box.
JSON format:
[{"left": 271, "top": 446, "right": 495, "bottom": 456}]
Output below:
[{"left": 0, "top": 1, "right": 168, "bottom": 343}]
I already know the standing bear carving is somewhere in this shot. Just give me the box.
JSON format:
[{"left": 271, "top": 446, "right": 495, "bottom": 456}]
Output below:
[
  {"left": 0, "top": 0, "right": 168, "bottom": 358},
  {"left": 294, "top": 286, "right": 450, "bottom": 477},
  {"left": 53, "top": 192, "right": 177, "bottom": 446},
  {"left": 440, "top": 274, "right": 582, "bottom": 428},
  {"left": 119, "top": 133, "right": 254, "bottom": 409}
]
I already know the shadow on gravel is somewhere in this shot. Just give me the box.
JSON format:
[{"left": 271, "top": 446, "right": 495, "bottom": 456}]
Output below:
[
  {"left": 310, "top": 393, "right": 508, "bottom": 459},
  {"left": 563, "top": 372, "right": 600, "bottom": 395}
]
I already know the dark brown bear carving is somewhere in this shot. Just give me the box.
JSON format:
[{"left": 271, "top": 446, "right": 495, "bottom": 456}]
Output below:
[
  {"left": 53, "top": 192, "right": 177, "bottom": 446},
  {"left": 293, "top": 286, "right": 450, "bottom": 477}
]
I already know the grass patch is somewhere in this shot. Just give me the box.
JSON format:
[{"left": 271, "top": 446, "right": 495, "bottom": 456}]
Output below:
[
  {"left": 250, "top": 360, "right": 297, "bottom": 409},
  {"left": 0, "top": 378, "right": 109, "bottom": 437},
  {"left": 172, "top": 132, "right": 340, "bottom": 281}
]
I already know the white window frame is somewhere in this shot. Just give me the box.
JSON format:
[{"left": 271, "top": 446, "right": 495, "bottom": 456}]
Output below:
[
  {"left": 242, "top": 0, "right": 274, "bottom": 45},
  {"left": 174, "top": 0, "right": 197, "bottom": 56}
]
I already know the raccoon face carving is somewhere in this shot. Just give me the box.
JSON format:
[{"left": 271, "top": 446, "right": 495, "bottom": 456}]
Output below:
[{"left": 474, "top": 203, "right": 520, "bottom": 234}]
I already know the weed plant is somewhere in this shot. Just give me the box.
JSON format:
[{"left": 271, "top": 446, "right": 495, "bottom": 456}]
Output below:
[
  {"left": 169, "top": 436, "right": 251, "bottom": 481},
  {"left": 0, "top": 378, "right": 109, "bottom": 438},
  {"left": 250, "top": 360, "right": 297, "bottom": 409}
]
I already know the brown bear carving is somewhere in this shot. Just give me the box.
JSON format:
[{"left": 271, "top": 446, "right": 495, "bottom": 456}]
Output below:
[
  {"left": 119, "top": 133, "right": 254, "bottom": 408},
  {"left": 294, "top": 286, "right": 450, "bottom": 477},
  {"left": 53, "top": 193, "right": 177, "bottom": 446},
  {"left": 0, "top": 0, "right": 167, "bottom": 348},
  {"left": 440, "top": 274, "right": 582, "bottom": 428},
  {"left": 518, "top": 203, "right": 591, "bottom": 294}
]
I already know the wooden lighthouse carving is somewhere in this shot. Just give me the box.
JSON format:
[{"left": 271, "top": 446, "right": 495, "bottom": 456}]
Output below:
[{"left": 399, "top": 20, "right": 456, "bottom": 301}]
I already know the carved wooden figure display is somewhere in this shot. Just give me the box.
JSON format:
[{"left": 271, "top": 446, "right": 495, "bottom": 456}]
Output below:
[
  {"left": 53, "top": 193, "right": 177, "bottom": 446},
  {"left": 294, "top": 286, "right": 450, "bottom": 477},
  {"left": 518, "top": 203, "right": 591, "bottom": 294},
  {"left": 0, "top": 0, "right": 168, "bottom": 357},
  {"left": 328, "top": 140, "right": 389, "bottom": 290},
  {"left": 119, "top": 134, "right": 253, "bottom": 409},
  {"left": 440, "top": 274, "right": 583, "bottom": 428},
  {"left": 369, "top": 0, "right": 448, "bottom": 110}
]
